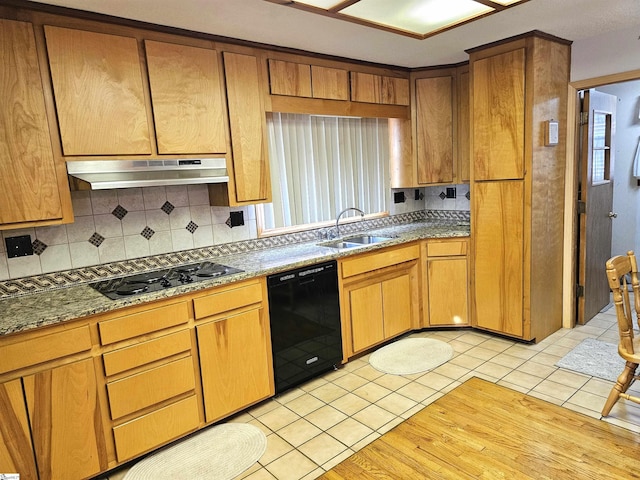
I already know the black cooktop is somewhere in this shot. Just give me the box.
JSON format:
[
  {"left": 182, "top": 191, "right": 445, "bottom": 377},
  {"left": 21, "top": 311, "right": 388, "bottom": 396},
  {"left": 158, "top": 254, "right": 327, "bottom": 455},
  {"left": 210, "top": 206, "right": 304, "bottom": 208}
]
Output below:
[{"left": 89, "top": 261, "right": 243, "bottom": 300}]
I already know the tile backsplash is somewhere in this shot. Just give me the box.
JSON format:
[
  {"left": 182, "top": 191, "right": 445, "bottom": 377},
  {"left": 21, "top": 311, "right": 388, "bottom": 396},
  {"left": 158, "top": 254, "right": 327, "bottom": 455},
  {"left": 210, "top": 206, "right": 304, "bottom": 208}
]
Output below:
[{"left": 0, "top": 184, "right": 470, "bottom": 282}]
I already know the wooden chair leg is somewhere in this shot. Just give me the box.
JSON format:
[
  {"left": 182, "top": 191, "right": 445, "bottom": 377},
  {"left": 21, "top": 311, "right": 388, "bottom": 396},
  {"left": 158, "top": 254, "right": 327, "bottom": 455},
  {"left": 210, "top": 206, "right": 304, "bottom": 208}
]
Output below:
[{"left": 602, "top": 361, "right": 638, "bottom": 416}]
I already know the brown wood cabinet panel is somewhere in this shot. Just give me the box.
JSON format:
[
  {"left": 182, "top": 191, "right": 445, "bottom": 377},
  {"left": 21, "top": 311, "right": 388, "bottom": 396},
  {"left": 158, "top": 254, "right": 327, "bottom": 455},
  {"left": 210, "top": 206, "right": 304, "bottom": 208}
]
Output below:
[
  {"left": 473, "top": 181, "right": 524, "bottom": 336},
  {"left": 112, "top": 395, "right": 199, "bottom": 462},
  {"left": 0, "top": 379, "right": 38, "bottom": 480},
  {"left": 44, "top": 26, "right": 151, "bottom": 156},
  {"left": 98, "top": 300, "right": 189, "bottom": 345},
  {"left": 102, "top": 329, "right": 192, "bottom": 377},
  {"left": 193, "top": 280, "right": 262, "bottom": 320},
  {"left": 311, "top": 65, "right": 349, "bottom": 100},
  {"left": 197, "top": 308, "right": 273, "bottom": 422},
  {"left": 268, "top": 59, "right": 312, "bottom": 97},
  {"left": 427, "top": 240, "right": 467, "bottom": 257},
  {"left": 428, "top": 257, "right": 468, "bottom": 326},
  {"left": 416, "top": 75, "right": 454, "bottom": 184},
  {"left": 23, "top": 358, "right": 108, "bottom": 480},
  {"left": 341, "top": 244, "right": 419, "bottom": 278},
  {"left": 145, "top": 40, "right": 227, "bottom": 154},
  {"left": 381, "top": 75, "right": 410, "bottom": 106},
  {"left": 0, "top": 19, "right": 63, "bottom": 226},
  {"left": 0, "top": 325, "right": 92, "bottom": 374},
  {"left": 107, "top": 356, "right": 196, "bottom": 420},
  {"left": 473, "top": 48, "right": 525, "bottom": 180},
  {"left": 350, "top": 72, "right": 409, "bottom": 106},
  {"left": 349, "top": 283, "right": 384, "bottom": 353},
  {"left": 381, "top": 274, "right": 412, "bottom": 338},
  {"left": 223, "top": 52, "right": 271, "bottom": 203},
  {"left": 457, "top": 67, "right": 470, "bottom": 183}
]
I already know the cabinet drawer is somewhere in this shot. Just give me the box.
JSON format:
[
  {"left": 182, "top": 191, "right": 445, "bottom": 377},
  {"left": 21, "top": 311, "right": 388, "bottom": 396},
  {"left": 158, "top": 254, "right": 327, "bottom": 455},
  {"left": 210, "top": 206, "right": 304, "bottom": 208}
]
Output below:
[
  {"left": 193, "top": 281, "right": 263, "bottom": 320},
  {"left": 427, "top": 240, "right": 468, "bottom": 257},
  {"left": 113, "top": 395, "right": 199, "bottom": 462},
  {"left": 103, "top": 329, "right": 192, "bottom": 377},
  {"left": 107, "top": 356, "right": 196, "bottom": 420},
  {"left": 0, "top": 325, "right": 91, "bottom": 374},
  {"left": 341, "top": 244, "right": 419, "bottom": 279},
  {"left": 98, "top": 301, "right": 189, "bottom": 345}
]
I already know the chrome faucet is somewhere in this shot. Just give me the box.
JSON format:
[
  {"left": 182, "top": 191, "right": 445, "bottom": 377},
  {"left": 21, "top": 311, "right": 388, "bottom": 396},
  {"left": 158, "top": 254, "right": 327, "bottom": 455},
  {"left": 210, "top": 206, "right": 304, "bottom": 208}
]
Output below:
[{"left": 335, "top": 207, "right": 365, "bottom": 237}]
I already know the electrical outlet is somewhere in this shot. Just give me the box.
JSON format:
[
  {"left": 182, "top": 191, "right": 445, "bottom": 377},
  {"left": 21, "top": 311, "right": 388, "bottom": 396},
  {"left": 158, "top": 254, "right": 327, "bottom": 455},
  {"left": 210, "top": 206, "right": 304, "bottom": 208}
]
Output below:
[
  {"left": 5, "top": 235, "right": 33, "bottom": 258},
  {"left": 229, "top": 211, "right": 244, "bottom": 227},
  {"left": 446, "top": 187, "right": 457, "bottom": 199},
  {"left": 394, "top": 191, "right": 406, "bottom": 204}
]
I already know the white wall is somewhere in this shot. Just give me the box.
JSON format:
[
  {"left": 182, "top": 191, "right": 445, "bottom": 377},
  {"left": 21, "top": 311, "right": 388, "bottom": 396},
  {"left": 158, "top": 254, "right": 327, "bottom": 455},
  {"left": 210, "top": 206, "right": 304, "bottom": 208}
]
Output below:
[
  {"left": 571, "top": 25, "right": 640, "bottom": 82},
  {"left": 596, "top": 80, "right": 640, "bottom": 257}
]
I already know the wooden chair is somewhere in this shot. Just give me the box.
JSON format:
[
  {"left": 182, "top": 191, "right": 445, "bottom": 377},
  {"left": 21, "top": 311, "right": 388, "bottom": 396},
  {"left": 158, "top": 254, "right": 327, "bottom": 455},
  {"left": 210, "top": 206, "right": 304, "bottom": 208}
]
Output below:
[{"left": 602, "top": 251, "right": 640, "bottom": 416}]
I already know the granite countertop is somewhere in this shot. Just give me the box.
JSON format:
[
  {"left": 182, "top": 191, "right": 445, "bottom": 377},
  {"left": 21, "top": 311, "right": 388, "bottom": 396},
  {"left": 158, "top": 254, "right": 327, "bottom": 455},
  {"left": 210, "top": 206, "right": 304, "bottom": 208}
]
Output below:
[{"left": 0, "top": 220, "right": 469, "bottom": 337}]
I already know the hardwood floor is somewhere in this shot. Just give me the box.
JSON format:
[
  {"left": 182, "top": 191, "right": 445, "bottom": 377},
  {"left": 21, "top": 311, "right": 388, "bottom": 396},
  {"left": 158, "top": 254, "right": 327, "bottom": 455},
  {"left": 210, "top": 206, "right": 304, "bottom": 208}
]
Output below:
[{"left": 319, "top": 377, "right": 640, "bottom": 479}]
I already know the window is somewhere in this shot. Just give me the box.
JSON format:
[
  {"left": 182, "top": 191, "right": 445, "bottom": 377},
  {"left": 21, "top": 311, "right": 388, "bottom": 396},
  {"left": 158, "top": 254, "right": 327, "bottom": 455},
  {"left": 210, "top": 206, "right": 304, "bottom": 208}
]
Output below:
[{"left": 257, "top": 113, "right": 390, "bottom": 235}]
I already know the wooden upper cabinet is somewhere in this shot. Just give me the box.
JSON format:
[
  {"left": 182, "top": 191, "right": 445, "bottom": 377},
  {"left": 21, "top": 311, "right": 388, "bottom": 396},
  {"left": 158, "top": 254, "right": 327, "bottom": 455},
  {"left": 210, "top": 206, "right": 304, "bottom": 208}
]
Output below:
[
  {"left": 44, "top": 26, "right": 152, "bottom": 156},
  {"left": 268, "top": 59, "right": 312, "bottom": 97},
  {"left": 415, "top": 75, "right": 454, "bottom": 184},
  {"left": 457, "top": 66, "right": 470, "bottom": 183},
  {"left": 145, "top": 40, "right": 227, "bottom": 154},
  {"left": 311, "top": 65, "right": 349, "bottom": 100},
  {"left": 0, "top": 19, "right": 64, "bottom": 226},
  {"left": 473, "top": 48, "right": 525, "bottom": 180},
  {"left": 350, "top": 72, "right": 409, "bottom": 106},
  {"left": 223, "top": 52, "right": 271, "bottom": 203}
]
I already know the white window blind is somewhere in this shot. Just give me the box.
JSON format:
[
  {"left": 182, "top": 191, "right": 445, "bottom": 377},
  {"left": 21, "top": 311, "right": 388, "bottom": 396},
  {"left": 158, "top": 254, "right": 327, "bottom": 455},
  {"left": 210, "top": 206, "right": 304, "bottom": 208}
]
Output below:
[{"left": 260, "top": 113, "right": 390, "bottom": 231}]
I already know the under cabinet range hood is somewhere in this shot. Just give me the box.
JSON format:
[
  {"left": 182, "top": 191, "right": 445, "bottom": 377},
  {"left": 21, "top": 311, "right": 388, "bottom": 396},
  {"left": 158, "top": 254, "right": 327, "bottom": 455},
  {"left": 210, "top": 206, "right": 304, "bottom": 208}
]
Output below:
[{"left": 66, "top": 158, "right": 229, "bottom": 190}]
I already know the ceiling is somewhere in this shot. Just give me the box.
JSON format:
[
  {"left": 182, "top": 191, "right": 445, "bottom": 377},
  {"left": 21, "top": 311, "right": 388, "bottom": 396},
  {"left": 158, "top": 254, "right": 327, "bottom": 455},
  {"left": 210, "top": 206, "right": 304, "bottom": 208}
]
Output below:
[{"left": 30, "top": 0, "right": 640, "bottom": 68}]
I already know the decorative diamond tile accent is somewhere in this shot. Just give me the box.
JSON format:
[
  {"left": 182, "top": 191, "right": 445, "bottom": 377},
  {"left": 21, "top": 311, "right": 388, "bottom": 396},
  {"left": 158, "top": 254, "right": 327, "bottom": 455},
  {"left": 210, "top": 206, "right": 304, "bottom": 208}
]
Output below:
[
  {"left": 32, "top": 239, "right": 47, "bottom": 255},
  {"left": 465, "top": 191, "right": 471, "bottom": 200},
  {"left": 88, "top": 232, "right": 105, "bottom": 247},
  {"left": 141, "top": 227, "right": 155, "bottom": 239},
  {"left": 112, "top": 205, "right": 128, "bottom": 220},
  {"left": 161, "top": 201, "right": 175, "bottom": 215},
  {"left": 439, "top": 191, "right": 447, "bottom": 200},
  {"left": 186, "top": 221, "right": 198, "bottom": 233}
]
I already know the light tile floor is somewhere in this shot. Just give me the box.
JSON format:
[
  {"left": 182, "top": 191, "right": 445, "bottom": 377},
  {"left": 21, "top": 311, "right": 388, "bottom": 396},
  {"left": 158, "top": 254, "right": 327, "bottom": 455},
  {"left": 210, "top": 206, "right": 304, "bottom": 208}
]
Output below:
[{"left": 107, "top": 304, "right": 640, "bottom": 480}]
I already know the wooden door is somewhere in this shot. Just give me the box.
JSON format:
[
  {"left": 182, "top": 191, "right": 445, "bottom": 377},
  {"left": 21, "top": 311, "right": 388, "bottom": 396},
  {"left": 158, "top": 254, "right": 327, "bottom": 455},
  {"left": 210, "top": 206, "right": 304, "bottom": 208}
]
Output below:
[
  {"left": 145, "top": 40, "right": 227, "bottom": 154},
  {"left": 473, "top": 48, "right": 525, "bottom": 181},
  {"left": 197, "top": 308, "right": 273, "bottom": 422},
  {"left": 223, "top": 52, "right": 271, "bottom": 203},
  {"left": 382, "top": 274, "right": 413, "bottom": 338},
  {"left": 0, "top": 379, "right": 38, "bottom": 480},
  {"left": 0, "top": 19, "right": 63, "bottom": 225},
  {"left": 473, "top": 180, "right": 524, "bottom": 337},
  {"left": 45, "top": 26, "right": 151, "bottom": 156},
  {"left": 415, "top": 75, "right": 454, "bottom": 184},
  {"left": 428, "top": 257, "right": 469, "bottom": 326},
  {"left": 349, "top": 283, "right": 384, "bottom": 353},
  {"left": 577, "top": 89, "right": 617, "bottom": 324},
  {"left": 23, "top": 358, "right": 108, "bottom": 480}
]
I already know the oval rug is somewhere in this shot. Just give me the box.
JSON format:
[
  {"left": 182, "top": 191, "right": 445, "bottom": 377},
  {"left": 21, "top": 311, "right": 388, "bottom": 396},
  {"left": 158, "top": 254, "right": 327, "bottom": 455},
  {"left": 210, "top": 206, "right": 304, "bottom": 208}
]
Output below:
[
  {"left": 369, "top": 338, "right": 454, "bottom": 375},
  {"left": 123, "top": 423, "right": 266, "bottom": 480}
]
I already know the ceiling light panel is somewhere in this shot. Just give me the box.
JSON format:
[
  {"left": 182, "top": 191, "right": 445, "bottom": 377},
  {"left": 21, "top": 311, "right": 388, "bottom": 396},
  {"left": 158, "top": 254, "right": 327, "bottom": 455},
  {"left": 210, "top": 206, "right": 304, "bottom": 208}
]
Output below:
[
  {"left": 342, "top": 0, "right": 493, "bottom": 36},
  {"left": 293, "top": 0, "right": 344, "bottom": 9}
]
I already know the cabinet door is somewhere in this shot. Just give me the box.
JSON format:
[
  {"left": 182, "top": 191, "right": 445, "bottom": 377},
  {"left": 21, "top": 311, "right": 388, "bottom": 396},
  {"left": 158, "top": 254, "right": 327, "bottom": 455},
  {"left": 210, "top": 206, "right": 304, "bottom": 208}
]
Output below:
[
  {"left": 223, "top": 52, "right": 271, "bottom": 203},
  {"left": 268, "top": 59, "right": 312, "bottom": 97},
  {"left": 415, "top": 76, "right": 454, "bottom": 184},
  {"left": 351, "top": 72, "right": 409, "bottom": 106},
  {"left": 0, "top": 379, "right": 38, "bottom": 480},
  {"left": 457, "top": 67, "right": 470, "bottom": 183},
  {"left": 44, "top": 26, "right": 151, "bottom": 156},
  {"left": 382, "top": 274, "right": 413, "bottom": 338},
  {"left": 473, "top": 48, "right": 525, "bottom": 180},
  {"left": 311, "top": 65, "right": 349, "bottom": 100},
  {"left": 428, "top": 257, "right": 468, "bottom": 326},
  {"left": 145, "top": 40, "right": 227, "bottom": 154},
  {"left": 349, "top": 283, "right": 385, "bottom": 353},
  {"left": 473, "top": 181, "right": 524, "bottom": 336},
  {"left": 23, "top": 358, "right": 108, "bottom": 480},
  {"left": 197, "top": 308, "right": 273, "bottom": 422},
  {"left": 380, "top": 75, "right": 410, "bottom": 106},
  {"left": 0, "top": 19, "right": 63, "bottom": 225}
]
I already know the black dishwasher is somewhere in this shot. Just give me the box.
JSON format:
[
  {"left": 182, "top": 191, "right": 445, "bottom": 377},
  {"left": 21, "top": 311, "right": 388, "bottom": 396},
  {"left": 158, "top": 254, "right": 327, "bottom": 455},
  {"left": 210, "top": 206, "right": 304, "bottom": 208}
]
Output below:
[{"left": 267, "top": 261, "right": 342, "bottom": 393}]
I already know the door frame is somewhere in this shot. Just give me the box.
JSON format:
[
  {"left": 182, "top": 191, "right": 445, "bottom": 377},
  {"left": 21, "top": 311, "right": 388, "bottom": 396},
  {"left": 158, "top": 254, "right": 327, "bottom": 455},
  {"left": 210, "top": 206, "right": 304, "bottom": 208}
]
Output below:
[{"left": 562, "top": 68, "right": 640, "bottom": 328}]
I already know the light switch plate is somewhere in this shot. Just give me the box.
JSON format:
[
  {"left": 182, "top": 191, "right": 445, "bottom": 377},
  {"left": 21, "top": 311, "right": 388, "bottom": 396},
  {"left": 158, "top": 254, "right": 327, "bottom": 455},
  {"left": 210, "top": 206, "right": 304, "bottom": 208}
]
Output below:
[{"left": 545, "top": 120, "right": 559, "bottom": 146}]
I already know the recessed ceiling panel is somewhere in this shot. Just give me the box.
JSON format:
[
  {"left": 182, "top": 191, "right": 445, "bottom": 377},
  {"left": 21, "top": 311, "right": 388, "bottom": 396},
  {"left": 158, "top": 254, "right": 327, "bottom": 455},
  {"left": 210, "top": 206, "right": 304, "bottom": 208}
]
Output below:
[
  {"left": 341, "top": 0, "right": 493, "bottom": 36},
  {"left": 293, "top": 0, "right": 344, "bottom": 9}
]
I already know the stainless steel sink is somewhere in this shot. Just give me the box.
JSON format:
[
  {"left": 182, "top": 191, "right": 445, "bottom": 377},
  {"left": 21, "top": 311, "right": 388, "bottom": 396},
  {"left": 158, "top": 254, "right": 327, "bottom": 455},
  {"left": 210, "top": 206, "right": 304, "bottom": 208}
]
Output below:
[{"left": 319, "top": 235, "right": 394, "bottom": 249}]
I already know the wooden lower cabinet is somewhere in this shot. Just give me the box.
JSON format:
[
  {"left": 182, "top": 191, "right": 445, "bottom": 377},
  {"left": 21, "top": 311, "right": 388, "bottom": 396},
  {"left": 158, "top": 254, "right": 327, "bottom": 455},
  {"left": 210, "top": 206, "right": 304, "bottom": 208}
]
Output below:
[
  {"left": 23, "top": 358, "right": 108, "bottom": 480},
  {"left": 197, "top": 308, "right": 273, "bottom": 422},
  {"left": 0, "top": 379, "right": 38, "bottom": 480},
  {"left": 424, "top": 239, "right": 469, "bottom": 327}
]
